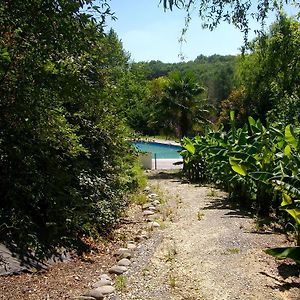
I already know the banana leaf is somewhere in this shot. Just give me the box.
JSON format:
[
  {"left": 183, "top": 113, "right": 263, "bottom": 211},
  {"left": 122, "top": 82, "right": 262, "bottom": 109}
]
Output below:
[{"left": 264, "top": 247, "right": 300, "bottom": 264}]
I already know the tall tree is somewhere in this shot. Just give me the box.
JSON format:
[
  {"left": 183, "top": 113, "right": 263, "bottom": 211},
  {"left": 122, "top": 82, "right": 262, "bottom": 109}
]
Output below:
[
  {"left": 0, "top": 0, "right": 140, "bottom": 256},
  {"left": 159, "top": 71, "right": 206, "bottom": 137},
  {"left": 233, "top": 14, "right": 300, "bottom": 124}
]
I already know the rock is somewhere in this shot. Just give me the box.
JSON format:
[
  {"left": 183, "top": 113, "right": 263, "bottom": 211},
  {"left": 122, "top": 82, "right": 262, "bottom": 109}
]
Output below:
[
  {"left": 83, "top": 289, "right": 104, "bottom": 300},
  {"left": 143, "top": 210, "right": 155, "bottom": 216},
  {"left": 153, "top": 200, "right": 160, "bottom": 205},
  {"left": 100, "top": 274, "right": 112, "bottom": 281},
  {"left": 71, "top": 297, "right": 95, "bottom": 300},
  {"left": 144, "top": 186, "right": 151, "bottom": 193},
  {"left": 148, "top": 193, "right": 158, "bottom": 199},
  {"left": 127, "top": 243, "right": 136, "bottom": 250},
  {"left": 142, "top": 203, "right": 152, "bottom": 209},
  {"left": 148, "top": 221, "right": 161, "bottom": 229},
  {"left": 117, "top": 258, "right": 131, "bottom": 266},
  {"left": 148, "top": 206, "right": 156, "bottom": 211},
  {"left": 113, "top": 248, "right": 132, "bottom": 258},
  {"left": 96, "top": 286, "right": 115, "bottom": 295},
  {"left": 113, "top": 247, "right": 128, "bottom": 255},
  {"left": 92, "top": 278, "right": 112, "bottom": 288},
  {"left": 120, "top": 251, "right": 132, "bottom": 259},
  {"left": 109, "top": 265, "right": 127, "bottom": 275}
]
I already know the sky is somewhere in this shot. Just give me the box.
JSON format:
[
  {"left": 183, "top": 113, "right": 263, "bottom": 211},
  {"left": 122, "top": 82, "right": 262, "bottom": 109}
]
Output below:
[{"left": 103, "top": 0, "right": 298, "bottom": 63}]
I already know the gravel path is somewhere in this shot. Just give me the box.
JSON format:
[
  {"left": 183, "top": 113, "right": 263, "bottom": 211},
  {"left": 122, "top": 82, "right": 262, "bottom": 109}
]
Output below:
[{"left": 117, "top": 174, "right": 300, "bottom": 300}]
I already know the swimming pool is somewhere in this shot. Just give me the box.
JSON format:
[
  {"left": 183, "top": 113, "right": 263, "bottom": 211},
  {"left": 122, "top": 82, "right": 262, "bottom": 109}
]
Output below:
[{"left": 132, "top": 141, "right": 182, "bottom": 159}]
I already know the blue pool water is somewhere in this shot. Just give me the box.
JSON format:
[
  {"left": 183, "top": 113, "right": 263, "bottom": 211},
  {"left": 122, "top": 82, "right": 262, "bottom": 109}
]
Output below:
[{"left": 133, "top": 141, "right": 182, "bottom": 159}]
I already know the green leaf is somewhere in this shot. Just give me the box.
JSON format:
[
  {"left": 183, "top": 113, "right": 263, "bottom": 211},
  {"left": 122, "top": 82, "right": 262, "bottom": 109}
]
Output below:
[
  {"left": 248, "top": 171, "right": 274, "bottom": 183},
  {"left": 230, "top": 110, "right": 235, "bottom": 122},
  {"left": 264, "top": 247, "right": 300, "bottom": 264},
  {"left": 248, "top": 116, "right": 255, "bottom": 126},
  {"left": 229, "top": 157, "right": 247, "bottom": 176},
  {"left": 182, "top": 138, "right": 195, "bottom": 154},
  {"left": 285, "top": 125, "right": 298, "bottom": 149},
  {"left": 284, "top": 145, "right": 292, "bottom": 157}
]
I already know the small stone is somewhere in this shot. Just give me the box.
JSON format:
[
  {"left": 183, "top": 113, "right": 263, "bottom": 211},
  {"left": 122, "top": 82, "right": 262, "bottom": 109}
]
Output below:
[
  {"left": 117, "top": 258, "right": 131, "bottom": 266},
  {"left": 92, "top": 278, "right": 112, "bottom": 288},
  {"left": 83, "top": 289, "right": 104, "bottom": 300},
  {"left": 109, "top": 265, "right": 127, "bottom": 275},
  {"left": 148, "top": 206, "right": 156, "bottom": 211},
  {"left": 113, "top": 248, "right": 130, "bottom": 257},
  {"left": 142, "top": 203, "right": 152, "bottom": 209},
  {"left": 71, "top": 297, "right": 96, "bottom": 300},
  {"left": 127, "top": 243, "right": 136, "bottom": 250},
  {"left": 100, "top": 274, "right": 112, "bottom": 281},
  {"left": 144, "top": 186, "right": 151, "bottom": 193},
  {"left": 148, "top": 221, "right": 161, "bottom": 229},
  {"left": 143, "top": 210, "right": 155, "bottom": 216},
  {"left": 120, "top": 251, "right": 132, "bottom": 259},
  {"left": 153, "top": 200, "right": 160, "bottom": 205},
  {"left": 148, "top": 193, "right": 158, "bottom": 198},
  {"left": 96, "top": 286, "right": 115, "bottom": 295}
]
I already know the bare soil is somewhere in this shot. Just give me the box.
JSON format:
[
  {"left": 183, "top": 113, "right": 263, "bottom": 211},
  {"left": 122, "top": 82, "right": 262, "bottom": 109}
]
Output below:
[{"left": 1, "top": 171, "right": 299, "bottom": 300}]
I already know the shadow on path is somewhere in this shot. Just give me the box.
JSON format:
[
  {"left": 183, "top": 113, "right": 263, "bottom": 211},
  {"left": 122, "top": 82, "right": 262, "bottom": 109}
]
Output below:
[
  {"left": 260, "top": 262, "right": 300, "bottom": 292},
  {"left": 203, "top": 196, "right": 254, "bottom": 219}
]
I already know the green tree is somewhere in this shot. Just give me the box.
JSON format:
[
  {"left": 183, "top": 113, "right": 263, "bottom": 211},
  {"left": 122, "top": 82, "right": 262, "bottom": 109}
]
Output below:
[
  {"left": 0, "top": 0, "right": 140, "bottom": 256},
  {"left": 234, "top": 14, "right": 300, "bottom": 124},
  {"left": 158, "top": 71, "right": 206, "bottom": 137}
]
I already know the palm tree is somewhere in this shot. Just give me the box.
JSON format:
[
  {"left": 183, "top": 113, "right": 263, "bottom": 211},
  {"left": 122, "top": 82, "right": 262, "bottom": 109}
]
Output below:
[{"left": 160, "top": 71, "right": 208, "bottom": 137}]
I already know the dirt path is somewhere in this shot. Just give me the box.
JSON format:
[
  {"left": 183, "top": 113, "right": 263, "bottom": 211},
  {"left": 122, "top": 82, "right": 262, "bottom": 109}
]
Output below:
[
  {"left": 1, "top": 173, "right": 299, "bottom": 300},
  {"left": 117, "top": 174, "right": 300, "bottom": 300}
]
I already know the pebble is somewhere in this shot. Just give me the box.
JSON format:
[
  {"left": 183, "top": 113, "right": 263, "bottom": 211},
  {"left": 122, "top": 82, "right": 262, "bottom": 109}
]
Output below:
[
  {"left": 109, "top": 265, "right": 128, "bottom": 275},
  {"left": 96, "top": 285, "right": 115, "bottom": 295},
  {"left": 71, "top": 297, "right": 96, "bottom": 300},
  {"left": 83, "top": 289, "right": 104, "bottom": 300},
  {"left": 127, "top": 243, "right": 136, "bottom": 250},
  {"left": 148, "top": 206, "right": 156, "bottom": 211},
  {"left": 148, "top": 193, "right": 158, "bottom": 198},
  {"left": 143, "top": 210, "right": 155, "bottom": 216},
  {"left": 148, "top": 221, "right": 161, "bottom": 229},
  {"left": 153, "top": 200, "right": 160, "bottom": 205},
  {"left": 113, "top": 248, "right": 132, "bottom": 259},
  {"left": 100, "top": 274, "right": 112, "bottom": 281},
  {"left": 117, "top": 258, "right": 131, "bottom": 266},
  {"left": 142, "top": 203, "right": 152, "bottom": 209},
  {"left": 144, "top": 186, "right": 151, "bottom": 193},
  {"left": 92, "top": 278, "right": 112, "bottom": 288}
]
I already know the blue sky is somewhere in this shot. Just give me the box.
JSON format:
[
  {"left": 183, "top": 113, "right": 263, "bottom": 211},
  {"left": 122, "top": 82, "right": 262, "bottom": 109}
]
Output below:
[{"left": 104, "top": 0, "right": 298, "bottom": 63}]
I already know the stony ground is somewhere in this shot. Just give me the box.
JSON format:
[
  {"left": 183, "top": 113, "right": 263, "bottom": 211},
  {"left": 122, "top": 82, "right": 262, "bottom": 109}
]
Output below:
[{"left": 0, "top": 171, "right": 299, "bottom": 300}]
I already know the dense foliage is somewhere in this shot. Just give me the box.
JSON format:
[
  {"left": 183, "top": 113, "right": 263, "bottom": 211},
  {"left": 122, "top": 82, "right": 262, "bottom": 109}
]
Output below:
[{"left": 0, "top": 0, "right": 142, "bottom": 257}]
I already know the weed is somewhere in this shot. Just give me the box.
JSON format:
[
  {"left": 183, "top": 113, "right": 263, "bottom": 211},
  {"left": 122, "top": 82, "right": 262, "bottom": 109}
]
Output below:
[
  {"left": 161, "top": 206, "right": 173, "bottom": 221},
  {"left": 128, "top": 192, "right": 148, "bottom": 205},
  {"left": 197, "top": 211, "right": 204, "bottom": 221},
  {"left": 207, "top": 188, "right": 217, "bottom": 197},
  {"left": 165, "top": 245, "right": 177, "bottom": 262},
  {"left": 142, "top": 267, "right": 150, "bottom": 276},
  {"left": 223, "top": 247, "right": 240, "bottom": 255},
  {"left": 115, "top": 275, "right": 127, "bottom": 291},
  {"left": 169, "top": 274, "right": 176, "bottom": 288}
]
